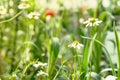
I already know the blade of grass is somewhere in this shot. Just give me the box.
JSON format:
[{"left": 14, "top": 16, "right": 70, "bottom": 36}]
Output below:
[
  {"left": 48, "top": 37, "right": 59, "bottom": 80},
  {"left": 82, "top": 33, "right": 97, "bottom": 78},
  {"left": 20, "top": 61, "right": 36, "bottom": 80},
  {"left": 81, "top": 35, "right": 116, "bottom": 76},
  {"left": 114, "top": 23, "right": 120, "bottom": 79}
]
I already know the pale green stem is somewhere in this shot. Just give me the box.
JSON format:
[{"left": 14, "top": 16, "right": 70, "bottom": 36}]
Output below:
[{"left": 0, "top": 10, "right": 24, "bottom": 24}]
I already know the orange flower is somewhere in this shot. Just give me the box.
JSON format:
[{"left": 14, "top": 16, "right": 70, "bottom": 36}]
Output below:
[{"left": 45, "top": 9, "right": 57, "bottom": 16}]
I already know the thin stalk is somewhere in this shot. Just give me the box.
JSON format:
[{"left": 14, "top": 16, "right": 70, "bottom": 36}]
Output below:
[
  {"left": 94, "top": 0, "right": 102, "bottom": 17},
  {"left": 74, "top": 54, "right": 77, "bottom": 80},
  {"left": 20, "top": 61, "right": 35, "bottom": 80},
  {"left": 76, "top": 50, "right": 82, "bottom": 78},
  {"left": 53, "top": 60, "right": 67, "bottom": 80},
  {"left": 11, "top": 13, "right": 19, "bottom": 72}
]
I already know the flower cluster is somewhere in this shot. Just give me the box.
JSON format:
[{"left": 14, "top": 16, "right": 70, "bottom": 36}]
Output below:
[
  {"left": 33, "top": 62, "right": 47, "bottom": 68},
  {"left": 36, "top": 70, "right": 48, "bottom": 76},
  {"left": 68, "top": 40, "right": 84, "bottom": 49},
  {"left": 18, "top": 0, "right": 30, "bottom": 9},
  {"left": 0, "top": 6, "right": 7, "bottom": 15},
  {"left": 84, "top": 18, "right": 102, "bottom": 27},
  {"left": 27, "top": 12, "right": 40, "bottom": 20}
]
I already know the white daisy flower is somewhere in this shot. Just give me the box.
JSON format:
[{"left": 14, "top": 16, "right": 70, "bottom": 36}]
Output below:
[
  {"left": 18, "top": 2, "right": 30, "bottom": 9},
  {"left": 36, "top": 70, "right": 48, "bottom": 76},
  {"left": 68, "top": 40, "right": 84, "bottom": 49},
  {"left": 84, "top": 18, "right": 102, "bottom": 27},
  {"left": 27, "top": 12, "right": 40, "bottom": 19},
  {"left": 0, "top": 6, "right": 7, "bottom": 15},
  {"left": 105, "top": 75, "right": 117, "bottom": 80}
]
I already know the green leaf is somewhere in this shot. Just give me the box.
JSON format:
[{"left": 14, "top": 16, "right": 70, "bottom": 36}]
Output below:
[{"left": 48, "top": 37, "right": 60, "bottom": 79}]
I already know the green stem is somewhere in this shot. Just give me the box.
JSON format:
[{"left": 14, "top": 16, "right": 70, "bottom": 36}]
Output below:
[
  {"left": 0, "top": 10, "right": 23, "bottom": 24},
  {"left": 114, "top": 25, "right": 120, "bottom": 79}
]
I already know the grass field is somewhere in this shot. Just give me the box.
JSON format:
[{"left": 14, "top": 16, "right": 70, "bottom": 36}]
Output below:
[{"left": 0, "top": 0, "right": 120, "bottom": 80}]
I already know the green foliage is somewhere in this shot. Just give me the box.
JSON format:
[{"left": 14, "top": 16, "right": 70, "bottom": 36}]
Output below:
[{"left": 0, "top": 0, "right": 120, "bottom": 80}]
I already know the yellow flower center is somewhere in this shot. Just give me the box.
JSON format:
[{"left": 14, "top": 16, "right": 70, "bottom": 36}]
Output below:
[
  {"left": 73, "top": 40, "right": 79, "bottom": 46},
  {"left": 32, "top": 14, "right": 36, "bottom": 17},
  {"left": 90, "top": 18, "right": 96, "bottom": 23}
]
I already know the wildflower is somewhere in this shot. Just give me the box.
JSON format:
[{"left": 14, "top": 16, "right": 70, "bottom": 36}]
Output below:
[
  {"left": 17, "top": 30, "right": 25, "bottom": 36},
  {"left": 105, "top": 75, "right": 117, "bottom": 80},
  {"left": 18, "top": 1, "right": 30, "bottom": 9},
  {"left": 68, "top": 40, "right": 84, "bottom": 49},
  {"left": 45, "top": 9, "right": 58, "bottom": 16},
  {"left": 0, "top": 6, "right": 7, "bottom": 15},
  {"left": 9, "top": 8, "right": 15, "bottom": 16},
  {"left": 84, "top": 18, "right": 102, "bottom": 27},
  {"left": 46, "top": 10, "right": 54, "bottom": 16},
  {"left": 27, "top": 12, "right": 40, "bottom": 19},
  {"left": 33, "top": 62, "right": 47, "bottom": 68},
  {"left": 45, "top": 9, "right": 58, "bottom": 21},
  {"left": 36, "top": 70, "right": 48, "bottom": 76},
  {"left": 102, "top": 0, "right": 110, "bottom": 8},
  {"left": 9, "top": 0, "right": 14, "bottom": 7}
]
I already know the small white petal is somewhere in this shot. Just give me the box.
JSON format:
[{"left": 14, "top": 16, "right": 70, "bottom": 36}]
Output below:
[
  {"left": 84, "top": 18, "right": 102, "bottom": 27},
  {"left": 105, "top": 75, "right": 117, "bottom": 80},
  {"left": 27, "top": 12, "right": 40, "bottom": 19},
  {"left": 79, "top": 18, "right": 84, "bottom": 24},
  {"left": 68, "top": 40, "right": 84, "bottom": 49},
  {"left": 37, "top": 70, "right": 48, "bottom": 76},
  {"left": 0, "top": 6, "right": 7, "bottom": 15},
  {"left": 86, "top": 23, "right": 90, "bottom": 27},
  {"left": 33, "top": 63, "right": 40, "bottom": 68},
  {"left": 76, "top": 46, "right": 80, "bottom": 49},
  {"left": 90, "top": 23, "right": 93, "bottom": 27},
  {"left": 18, "top": 2, "right": 30, "bottom": 9}
]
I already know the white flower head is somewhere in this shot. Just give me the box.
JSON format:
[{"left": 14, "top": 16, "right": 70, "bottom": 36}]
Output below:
[
  {"left": 0, "top": 6, "right": 7, "bottom": 15},
  {"left": 33, "top": 62, "right": 47, "bottom": 68},
  {"left": 105, "top": 75, "right": 117, "bottom": 80},
  {"left": 36, "top": 70, "right": 48, "bottom": 76},
  {"left": 9, "top": 8, "right": 15, "bottom": 16},
  {"left": 68, "top": 40, "right": 84, "bottom": 49},
  {"left": 84, "top": 18, "right": 102, "bottom": 27},
  {"left": 27, "top": 12, "right": 40, "bottom": 19},
  {"left": 18, "top": 2, "right": 30, "bottom": 9},
  {"left": 102, "top": 0, "right": 110, "bottom": 8}
]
